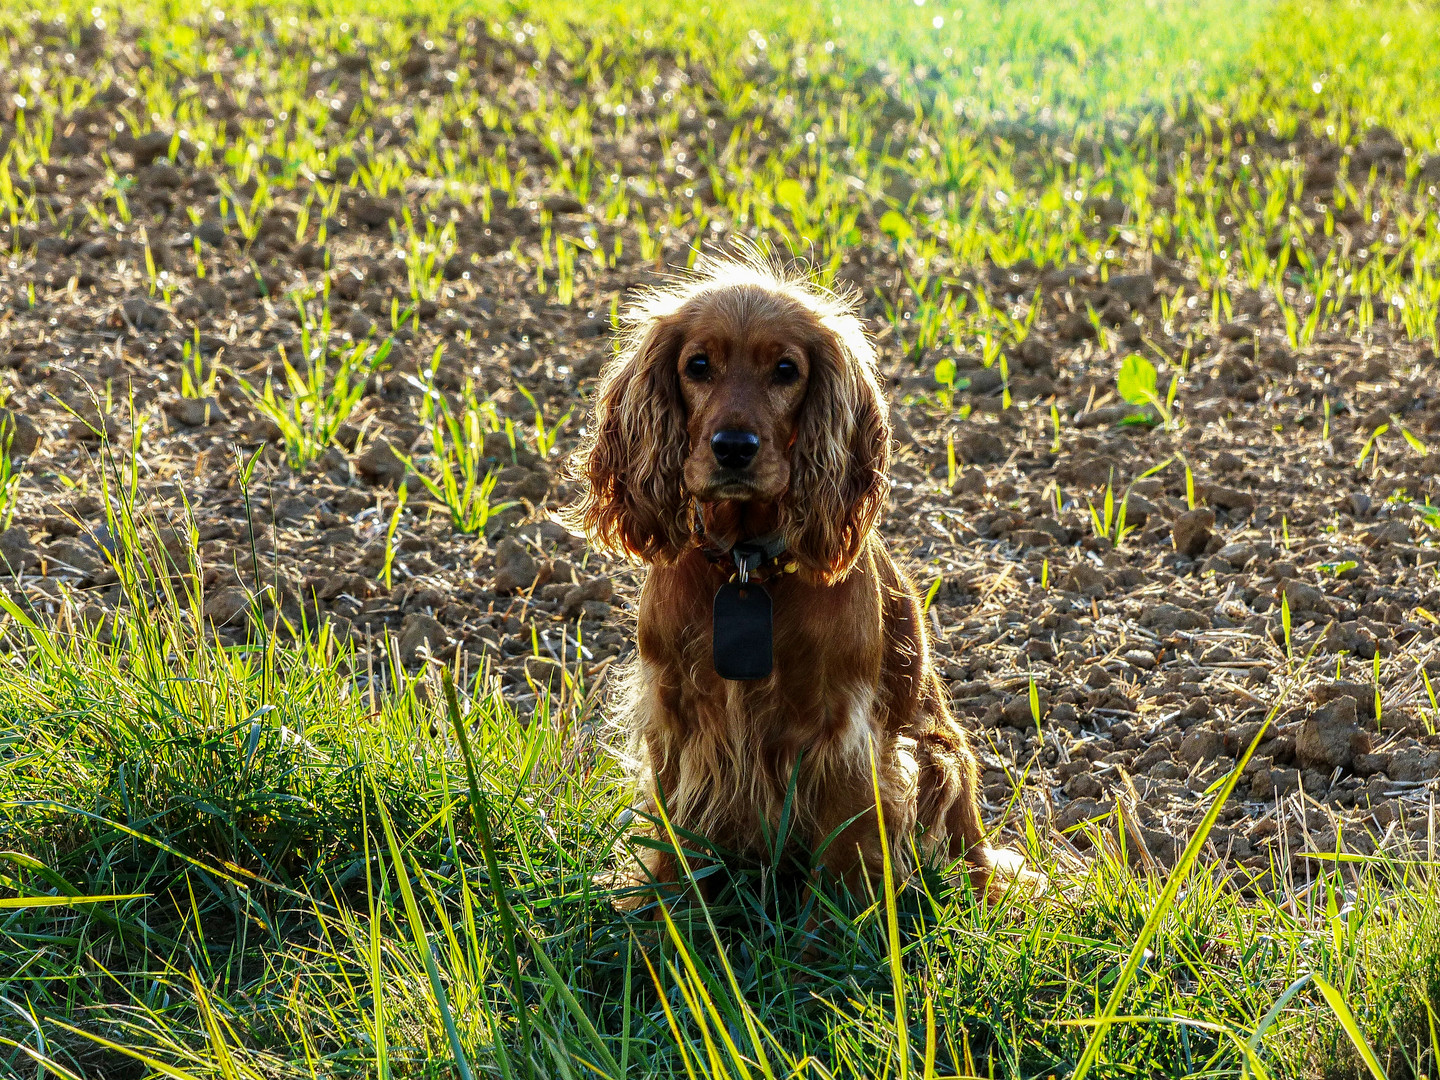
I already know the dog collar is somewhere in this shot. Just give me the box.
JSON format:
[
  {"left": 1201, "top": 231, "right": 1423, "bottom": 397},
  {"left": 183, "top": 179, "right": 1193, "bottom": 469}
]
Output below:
[
  {"left": 689, "top": 501, "right": 795, "bottom": 582},
  {"left": 726, "top": 530, "right": 789, "bottom": 582}
]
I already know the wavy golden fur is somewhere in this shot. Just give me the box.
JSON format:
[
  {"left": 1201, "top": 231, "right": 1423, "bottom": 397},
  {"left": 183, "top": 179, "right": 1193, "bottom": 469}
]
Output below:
[{"left": 566, "top": 256, "right": 1025, "bottom": 898}]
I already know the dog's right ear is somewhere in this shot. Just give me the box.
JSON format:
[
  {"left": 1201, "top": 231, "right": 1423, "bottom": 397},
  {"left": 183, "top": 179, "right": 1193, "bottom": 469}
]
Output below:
[{"left": 564, "top": 316, "right": 690, "bottom": 561}]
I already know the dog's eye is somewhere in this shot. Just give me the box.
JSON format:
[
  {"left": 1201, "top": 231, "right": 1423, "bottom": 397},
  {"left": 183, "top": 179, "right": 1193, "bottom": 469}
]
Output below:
[
  {"left": 774, "top": 359, "right": 800, "bottom": 384},
  {"left": 684, "top": 354, "right": 710, "bottom": 380}
]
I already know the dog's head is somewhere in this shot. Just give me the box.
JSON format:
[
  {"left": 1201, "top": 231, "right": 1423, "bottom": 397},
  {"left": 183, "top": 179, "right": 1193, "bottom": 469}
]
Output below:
[{"left": 565, "top": 259, "right": 891, "bottom": 583}]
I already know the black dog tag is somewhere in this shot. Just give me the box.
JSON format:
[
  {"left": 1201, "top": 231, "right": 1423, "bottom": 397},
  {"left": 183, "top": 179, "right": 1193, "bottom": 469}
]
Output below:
[{"left": 713, "top": 581, "right": 773, "bottom": 680}]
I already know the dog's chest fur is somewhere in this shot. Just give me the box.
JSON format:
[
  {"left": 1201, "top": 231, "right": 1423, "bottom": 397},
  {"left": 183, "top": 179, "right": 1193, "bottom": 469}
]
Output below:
[{"left": 630, "top": 552, "right": 916, "bottom": 857}]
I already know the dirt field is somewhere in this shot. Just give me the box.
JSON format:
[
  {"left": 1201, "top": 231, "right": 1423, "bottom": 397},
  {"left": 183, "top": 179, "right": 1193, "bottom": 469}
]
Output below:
[{"left": 3, "top": 13, "right": 1439, "bottom": 886}]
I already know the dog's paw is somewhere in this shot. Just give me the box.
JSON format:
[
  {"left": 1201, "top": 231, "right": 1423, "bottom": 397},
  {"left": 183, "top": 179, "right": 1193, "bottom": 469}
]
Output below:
[
  {"left": 593, "top": 868, "right": 651, "bottom": 912},
  {"left": 971, "top": 845, "right": 1047, "bottom": 900},
  {"left": 593, "top": 865, "right": 686, "bottom": 915}
]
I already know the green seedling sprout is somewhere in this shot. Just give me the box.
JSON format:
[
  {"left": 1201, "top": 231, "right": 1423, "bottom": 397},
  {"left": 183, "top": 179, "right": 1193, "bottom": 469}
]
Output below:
[
  {"left": 1087, "top": 481, "right": 1135, "bottom": 547},
  {"left": 933, "top": 355, "right": 957, "bottom": 409},
  {"left": 1281, "top": 590, "right": 1293, "bottom": 661},
  {"left": 1029, "top": 674, "right": 1043, "bottom": 739},
  {"left": 379, "top": 484, "right": 408, "bottom": 589},
  {"left": 1115, "top": 353, "right": 1177, "bottom": 429},
  {"left": 922, "top": 575, "right": 942, "bottom": 613},
  {"left": 1373, "top": 651, "right": 1382, "bottom": 730},
  {"left": 1355, "top": 423, "right": 1388, "bottom": 471}
]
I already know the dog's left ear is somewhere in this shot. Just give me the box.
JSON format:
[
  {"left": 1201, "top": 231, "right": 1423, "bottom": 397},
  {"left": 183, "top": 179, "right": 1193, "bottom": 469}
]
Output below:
[{"left": 783, "top": 314, "right": 891, "bottom": 583}]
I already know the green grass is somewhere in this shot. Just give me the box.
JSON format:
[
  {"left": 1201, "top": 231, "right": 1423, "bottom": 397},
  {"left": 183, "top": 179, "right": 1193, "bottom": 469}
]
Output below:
[
  {"left": 3, "top": 498, "right": 1440, "bottom": 1076},
  {"left": 0, "top": 464, "right": 1436, "bottom": 1075},
  {"left": 3, "top": 0, "right": 1440, "bottom": 1075},
  {"left": 241, "top": 329, "right": 392, "bottom": 471},
  {"left": 401, "top": 371, "right": 516, "bottom": 536}
]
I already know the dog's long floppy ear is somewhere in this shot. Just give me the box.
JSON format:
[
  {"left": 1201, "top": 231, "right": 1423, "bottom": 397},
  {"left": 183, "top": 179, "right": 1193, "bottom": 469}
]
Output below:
[
  {"left": 783, "top": 312, "right": 891, "bottom": 583},
  {"left": 564, "top": 315, "right": 691, "bottom": 561}
]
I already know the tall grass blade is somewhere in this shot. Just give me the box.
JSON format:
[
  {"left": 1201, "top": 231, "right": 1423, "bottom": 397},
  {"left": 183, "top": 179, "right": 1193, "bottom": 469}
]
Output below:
[
  {"left": 442, "top": 671, "right": 540, "bottom": 1080},
  {"left": 370, "top": 773, "right": 475, "bottom": 1080},
  {"left": 1312, "top": 975, "right": 1389, "bottom": 1080},
  {"left": 1071, "top": 686, "right": 1295, "bottom": 1078}
]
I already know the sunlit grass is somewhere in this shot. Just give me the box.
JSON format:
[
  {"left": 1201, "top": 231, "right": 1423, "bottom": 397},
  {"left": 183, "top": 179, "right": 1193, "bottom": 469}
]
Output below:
[
  {"left": 240, "top": 326, "right": 391, "bottom": 470},
  {"left": 3, "top": 522, "right": 1439, "bottom": 1075},
  {"left": 2, "top": 0, "right": 1440, "bottom": 1074},
  {"left": 404, "top": 377, "right": 514, "bottom": 534}
]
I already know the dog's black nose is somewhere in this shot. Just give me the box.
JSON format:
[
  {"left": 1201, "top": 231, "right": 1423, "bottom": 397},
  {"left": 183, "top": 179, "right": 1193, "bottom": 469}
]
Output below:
[{"left": 711, "top": 429, "right": 760, "bottom": 470}]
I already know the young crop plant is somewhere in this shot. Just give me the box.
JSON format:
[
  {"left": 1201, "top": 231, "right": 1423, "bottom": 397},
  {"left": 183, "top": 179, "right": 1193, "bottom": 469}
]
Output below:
[
  {"left": 514, "top": 382, "right": 571, "bottom": 458},
  {"left": 178, "top": 327, "right": 219, "bottom": 401},
  {"left": 236, "top": 287, "right": 393, "bottom": 469},
  {"left": 1088, "top": 480, "right": 1135, "bottom": 547},
  {"left": 931, "top": 356, "right": 972, "bottom": 411},
  {"left": 402, "top": 385, "right": 515, "bottom": 535},
  {"left": 1116, "top": 353, "right": 1179, "bottom": 429}
]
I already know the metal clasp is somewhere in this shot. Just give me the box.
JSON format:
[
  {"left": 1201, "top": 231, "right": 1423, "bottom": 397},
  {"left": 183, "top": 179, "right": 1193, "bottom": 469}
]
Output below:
[{"left": 732, "top": 546, "right": 761, "bottom": 584}]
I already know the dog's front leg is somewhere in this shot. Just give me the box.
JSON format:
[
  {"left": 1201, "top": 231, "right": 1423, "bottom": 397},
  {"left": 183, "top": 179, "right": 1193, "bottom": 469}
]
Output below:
[
  {"left": 810, "top": 758, "right": 918, "bottom": 895},
  {"left": 914, "top": 726, "right": 1041, "bottom": 897}
]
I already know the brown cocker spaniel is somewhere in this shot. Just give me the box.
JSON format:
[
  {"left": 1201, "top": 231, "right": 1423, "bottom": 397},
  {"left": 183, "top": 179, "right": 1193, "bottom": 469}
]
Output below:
[{"left": 566, "top": 258, "right": 1025, "bottom": 899}]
